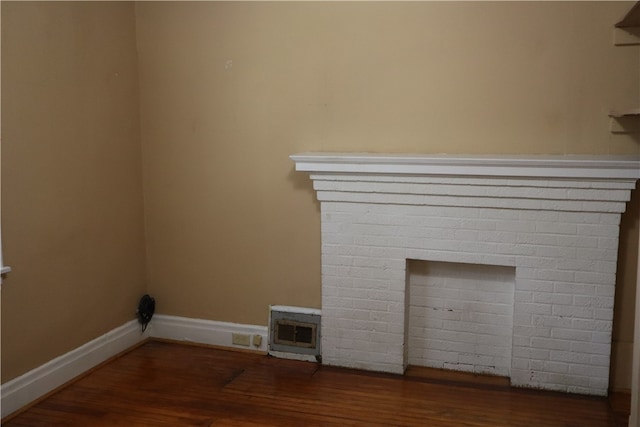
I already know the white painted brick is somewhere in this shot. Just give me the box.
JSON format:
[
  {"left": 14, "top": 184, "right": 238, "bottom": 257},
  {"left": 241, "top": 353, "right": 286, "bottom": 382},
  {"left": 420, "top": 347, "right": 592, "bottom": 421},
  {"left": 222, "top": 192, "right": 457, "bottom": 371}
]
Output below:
[
  {"left": 575, "top": 295, "right": 614, "bottom": 309},
  {"left": 361, "top": 246, "right": 407, "bottom": 259},
  {"left": 551, "top": 328, "right": 592, "bottom": 342},
  {"left": 352, "top": 256, "right": 406, "bottom": 270},
  {"left": 516, "top": 302, "right": 552, "bottom": 316},
  {"left": 369, "top": 290, "right": 405, "bottom": 303},
  {"left": 569, "top": 363, "right": 609, "bottom": 378},
  {"left": 552, "top": 305, "right": 594, "bottom": 319},
  {"left": 398, "top": 226, "right": 452, "bottom": 240},
  {"left": 481, "top": 208, "right": 520, "bottom": 220},
  {"left": 577, "top": 247, "right": 618, "bottom": 262},
  {"left": 512, "top": 335, "right": 532, "bottom": 347},
  {"left": 530, "top": 337, "right": 571, "bottom": 351},
  {"left": 329, "top": 308, "right": 372, "bottom": 321},
  {"left": 425, "top": 217, "right": 464, "bottom": 229},
  {"left": 513, "top": 312, "right": 533, "bottom": 326},
  {"left": 530, "top": 360, "right": 569, "bottom": 374},
  {"left": 478, "top": 230, "right": 517, "bottom": 243},
  {"left": 322, "top": 232, "right": 355, "bottom": 245},
  {"left": 599, "top": 213, "right": 621, "bottom": 225},
  {"left": 352, "top": 299, "right": 388, "bottom": 312},
  {"left": 561, "top": 235, "right": 599, "bottom": 248},
  {"left": 595, "top": 261, "right": 617, "bottom": 274},
  {"left": 371, "top": 311, "right": 403, "bottom": 325},
  {"left": 497, "top": 220, "right": 537, "bottom": 233},
  {"left": 591, "top": 331, "right": 612, "bottom": 344},
  {"left": 533, "top": 245, "right": 576, "bottom": 259},
  {"left": 591, "top": 355, "right": 610, "bottom": 367},
  {"left": 371, "top": 332, "right": 400, "bottom": 344},
  {"left": 570, "top": 341, "right": 610, "bottom": 355},
  {"left": 535, "top": 315, "right": 573, "bottom": 328},
  {"left": 511, "top": 347, "right": 533, "bottom": 359},
  {"left": 572, "top": 318, "right": 611, "bottom": 332},
  {"left": 594, "top": 308, "right": 614, "bottom": 321},
  {"left": 514, "top": 326, "right": 551, "bottom": 338},
  {"left": 519, "top": 210, "right": 559, "bottom": 221},
  {"left": 546, "top": 373, "right": 590, "bottom": 388},
  {"left": 577, "top": 224, "right": 620, "bottom": 237},
  {"left": 323, "top": 254, "right": 354, "bottom": 266},
  {"left": 573, "top": 295, "right": 593, "bottom": 307},
  {"left": 465, "top": 241, "right": 503, "bottom": 254},
  {"left": 460, "top": 219, "right": 498, "bottom": 230},
  {"left": 512, "top": 358, "right": 530, "bottom": 370},
  {"left": 565, "top": 188, "right": 612, "bottom": 201},
  {"left": 516, "top": 233, "right": 558, "bottom": 246},
  {"left": 556, "top": 259, "right": 596, "bottom": 272},
  {"left": 316, "top": 172, "right": 630, "bottom": 395},
  {"left": 554, "top": 282, "right": 595, "bottom": 296},
  {"left": 597, "top": 237, "right": 619, "bottom": 250},
  {"left": 324, "top": 296, "right": 354, "bottom": 309},
  {"left": 588, "top": 377, "right": 609, "bottom": 394},
  {"left": 535, "top": 222, "right": 577, "bottom": 235},
  {"left": 519, "top": 279, "right": 554, "bottom": 293},
  {"left": 558, "top": 211, "right": 602, "bottom": 224},
  {"left": 349, "top": 277, "right": 389, "bottom": 292},
  {"left": 549, "top": 350, "right": 591, "bottom": 364},
  {"left": 533, "top": 292, "right": 572, "bottom": 305},
  {"left": 595, "top": 286, "right": 615, "bottom": 299},
  {"left": 479, "top": 255, "right": 515, "bottom": 268},
  {"left": 454, "top": 229, "right": 479, "bottom": 241},
  {"left": 516, "top": 256, "right": 557, "bottom": 269},
  {"left": 535, "top": 269, "right": 575, "bottom": 282},
  {"left": 582, "top": 201, "right": 627, "bottom": 213}
]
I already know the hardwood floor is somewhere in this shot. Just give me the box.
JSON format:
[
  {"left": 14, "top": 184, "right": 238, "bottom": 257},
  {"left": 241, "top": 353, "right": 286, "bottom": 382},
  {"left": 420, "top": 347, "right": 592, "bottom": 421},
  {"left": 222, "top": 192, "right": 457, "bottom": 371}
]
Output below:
[{"left": 3, "top": 340, "right": 628, "bottom": 426}]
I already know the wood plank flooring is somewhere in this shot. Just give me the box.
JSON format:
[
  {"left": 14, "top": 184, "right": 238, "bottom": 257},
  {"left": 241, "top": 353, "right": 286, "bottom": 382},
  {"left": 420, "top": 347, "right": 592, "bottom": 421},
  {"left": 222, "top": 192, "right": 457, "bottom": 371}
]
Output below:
[{"left": 3, "top": 340, "right": 628, "bottom": 427}]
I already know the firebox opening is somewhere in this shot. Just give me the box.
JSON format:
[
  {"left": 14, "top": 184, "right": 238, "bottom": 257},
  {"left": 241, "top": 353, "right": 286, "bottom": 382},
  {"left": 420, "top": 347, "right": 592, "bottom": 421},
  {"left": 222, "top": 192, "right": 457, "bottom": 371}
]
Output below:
[{"left": 407, "top": 260, "right": 516, "bottom": 378}]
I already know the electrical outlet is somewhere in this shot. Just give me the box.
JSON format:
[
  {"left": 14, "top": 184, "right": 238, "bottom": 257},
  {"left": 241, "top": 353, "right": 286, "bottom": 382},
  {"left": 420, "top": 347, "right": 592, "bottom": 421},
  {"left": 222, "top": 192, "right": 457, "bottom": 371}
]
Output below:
[
  {"left": 232, "top": 333, "right": 251, "bottom": 346},
  {"left": 252, "top": 334, "right": 262, "bottom": 347}
]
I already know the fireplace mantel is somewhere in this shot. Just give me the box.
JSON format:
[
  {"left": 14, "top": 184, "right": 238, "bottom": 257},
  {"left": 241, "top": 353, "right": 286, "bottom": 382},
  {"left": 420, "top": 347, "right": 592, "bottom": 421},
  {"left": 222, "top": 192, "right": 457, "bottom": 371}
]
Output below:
[
  {"left": 291, "top": 153, "right": 640, "bottom": 179},
  {"left": 292, "top": 152, "right": 640, "bottom": 396}
]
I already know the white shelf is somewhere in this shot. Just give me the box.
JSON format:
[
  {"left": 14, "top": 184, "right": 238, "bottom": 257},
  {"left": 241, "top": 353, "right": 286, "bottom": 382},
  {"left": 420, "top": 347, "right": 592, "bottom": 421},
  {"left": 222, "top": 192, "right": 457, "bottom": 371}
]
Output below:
[
  {"left": 291, "top": 153, "right": 640, "bottom": 180},
  {"left": 609, "top": 108, "right": 640, "bottom": 118}
]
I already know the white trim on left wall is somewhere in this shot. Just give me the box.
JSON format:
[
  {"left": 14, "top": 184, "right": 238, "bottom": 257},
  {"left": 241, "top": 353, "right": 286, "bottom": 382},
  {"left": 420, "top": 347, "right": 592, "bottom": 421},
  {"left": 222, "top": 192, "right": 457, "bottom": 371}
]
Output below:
[
  {"left": 1, "top": 315, "right": 269, "bottom": 419},
  {"left": 1, "top": 319, "right": 145, "bottom": 418}
]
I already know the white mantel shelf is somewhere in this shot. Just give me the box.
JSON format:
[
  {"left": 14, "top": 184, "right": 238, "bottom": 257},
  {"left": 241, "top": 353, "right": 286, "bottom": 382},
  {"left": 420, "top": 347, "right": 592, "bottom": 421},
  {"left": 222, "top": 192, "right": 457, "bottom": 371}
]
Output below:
[{"left": 290, "top": 153, "right": 640, "bottom": 180}]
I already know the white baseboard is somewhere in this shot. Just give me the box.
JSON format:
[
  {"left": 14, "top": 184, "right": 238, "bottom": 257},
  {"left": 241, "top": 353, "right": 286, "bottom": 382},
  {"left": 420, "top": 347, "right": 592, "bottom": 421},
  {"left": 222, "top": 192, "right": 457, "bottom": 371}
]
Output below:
[
  {"left": 1, "top": 319, "right": 146, "bottom": 419},
  {"left": 149, "top": 314, "right": 268, "bottom": 353},
  {"left": 1, "top": 315, "right": 269, "bottom": 419}
]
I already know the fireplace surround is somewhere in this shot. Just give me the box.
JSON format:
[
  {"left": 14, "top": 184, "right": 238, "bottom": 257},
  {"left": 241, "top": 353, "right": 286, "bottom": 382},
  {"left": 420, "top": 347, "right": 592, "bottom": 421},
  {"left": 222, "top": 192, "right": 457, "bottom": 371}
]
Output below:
[{"left": 291, "top": 153, "right": 640, "bottom": 396}]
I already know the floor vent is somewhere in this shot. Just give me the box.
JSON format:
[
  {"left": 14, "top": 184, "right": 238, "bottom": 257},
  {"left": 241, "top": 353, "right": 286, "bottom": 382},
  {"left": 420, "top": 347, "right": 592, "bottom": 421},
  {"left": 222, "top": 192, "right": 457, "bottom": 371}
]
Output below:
[{"left": 269, "top": 306, "right": 321, "bottom": 362}]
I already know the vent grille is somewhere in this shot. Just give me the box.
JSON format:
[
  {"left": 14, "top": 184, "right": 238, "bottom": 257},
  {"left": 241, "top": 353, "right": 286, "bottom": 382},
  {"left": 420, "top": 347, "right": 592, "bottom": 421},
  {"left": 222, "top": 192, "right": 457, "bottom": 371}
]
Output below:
[
  {"left": 269, "top": 306, "right": 321, "bottom": 357},
  {"left": 274, "top": 319, "right": 316, "bottom": 348}
]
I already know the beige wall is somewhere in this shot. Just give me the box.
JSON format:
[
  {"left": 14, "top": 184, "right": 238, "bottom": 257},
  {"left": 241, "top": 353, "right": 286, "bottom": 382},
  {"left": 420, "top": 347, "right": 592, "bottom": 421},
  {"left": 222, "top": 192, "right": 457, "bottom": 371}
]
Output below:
[
  {"left": 135, "top": 1, "right": 639, "bottom": 390},
  {"left": 1, "top": 1, "right": 638, "bottom": 391},
  {"left": 1, "top": 2, "right": 146, "bottom": 382}
]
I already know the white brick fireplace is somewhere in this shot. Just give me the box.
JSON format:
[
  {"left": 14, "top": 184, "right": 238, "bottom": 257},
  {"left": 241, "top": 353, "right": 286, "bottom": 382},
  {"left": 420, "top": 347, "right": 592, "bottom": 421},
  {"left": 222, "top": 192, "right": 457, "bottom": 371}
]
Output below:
[{"left": 291, "top": 153, "right": 640, "bottom": 396}]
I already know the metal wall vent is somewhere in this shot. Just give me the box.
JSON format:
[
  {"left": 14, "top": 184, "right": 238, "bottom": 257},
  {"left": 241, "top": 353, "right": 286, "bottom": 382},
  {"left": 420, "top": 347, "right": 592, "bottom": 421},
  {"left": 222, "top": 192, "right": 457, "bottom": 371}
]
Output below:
[{"left": 269, "top": 306, "right": 321, "bottom": 360}]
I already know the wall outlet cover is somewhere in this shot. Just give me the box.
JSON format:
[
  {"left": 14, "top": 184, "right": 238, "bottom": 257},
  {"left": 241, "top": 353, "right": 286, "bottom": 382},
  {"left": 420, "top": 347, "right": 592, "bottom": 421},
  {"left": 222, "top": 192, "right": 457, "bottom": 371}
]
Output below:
[{"left": 232, "top": 333, "right": 251, "bottom": 346}]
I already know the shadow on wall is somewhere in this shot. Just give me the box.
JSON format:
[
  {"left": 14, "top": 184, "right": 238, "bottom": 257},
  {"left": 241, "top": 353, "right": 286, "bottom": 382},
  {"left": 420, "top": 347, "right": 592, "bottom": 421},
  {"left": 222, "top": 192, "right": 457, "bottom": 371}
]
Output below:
[
  {"left": 611, "top": 179, "right": 639, "bottom": 390},
  {"left": 287, "top": 166, "right": 320, "bottom": 213}
]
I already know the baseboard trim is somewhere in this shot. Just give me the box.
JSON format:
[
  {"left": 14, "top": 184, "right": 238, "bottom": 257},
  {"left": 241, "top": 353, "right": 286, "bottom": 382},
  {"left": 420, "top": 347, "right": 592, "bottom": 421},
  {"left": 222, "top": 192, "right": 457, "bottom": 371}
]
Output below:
[
  {"left": 1, "top": 319, "right": 145, "bottom": 419},
  {"left": 1, "top": 315, "right": 269, "bottom": 419},
  {"left": 149, "top": 314, "right": 268, "bottom": 353}
]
